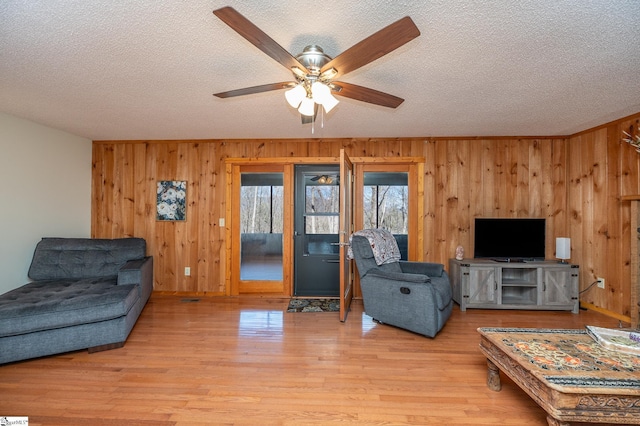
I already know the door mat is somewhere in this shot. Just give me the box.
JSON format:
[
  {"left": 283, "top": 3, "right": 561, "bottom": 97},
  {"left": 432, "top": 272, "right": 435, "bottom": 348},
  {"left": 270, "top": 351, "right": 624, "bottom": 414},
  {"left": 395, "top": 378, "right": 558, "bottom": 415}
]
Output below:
[{"left": 287, "top": 298, "right": 339, "bottom": 313}]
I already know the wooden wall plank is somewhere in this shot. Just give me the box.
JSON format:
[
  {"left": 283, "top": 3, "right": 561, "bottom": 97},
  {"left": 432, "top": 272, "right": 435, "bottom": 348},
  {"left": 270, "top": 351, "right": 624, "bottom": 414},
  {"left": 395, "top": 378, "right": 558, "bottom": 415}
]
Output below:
[
  {"left": 527, "top": 140, "right": 541, "bottom": 217},
  {"left": 102, "top": 145, "right": 115, "bottom": 235},
  {"left": 481, "top": 139, "right": 496, "bottom": 216},
  {"left": 567, "top": 133, "right": 584, "bottom": 293},
  {"left": 423, "top": 140, "right": 437, "bottom": 260},
  {"left": 602, "top": 126, "right": 624, "bottom": 317},
  {"left": 455, "top": 140, "right": 470, "bottom": 262},
  {"left": 90, "top": 145, "right": 103, "bottom": 238},
  {"left": 619, "top": 117, "right": 640, "bottom": 320},
  {"left": 549, "top": 139, "right": 567, "bottom": 243},
  {"left": 432, "top": 140, "right": 448, "bottom": 261},
  {"left": 132, "top": 143, "right": 148, "bottom": 239}
]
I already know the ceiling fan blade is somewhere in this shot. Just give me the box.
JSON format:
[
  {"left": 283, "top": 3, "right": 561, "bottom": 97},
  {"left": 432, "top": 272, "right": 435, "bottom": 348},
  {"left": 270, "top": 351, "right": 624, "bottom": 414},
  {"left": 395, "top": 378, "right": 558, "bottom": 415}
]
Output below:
[
  {"left": 213, "top": 7, "right": 309, "bottom": 74},
  {"left": 332, "top": 82, "right": 404, "bottom": 108},
  {"left": 321, "top": 16, "right": 420, "bottom": 79},
  {"left": 214, "top": 82, "right": 295, "bottom": 98}
]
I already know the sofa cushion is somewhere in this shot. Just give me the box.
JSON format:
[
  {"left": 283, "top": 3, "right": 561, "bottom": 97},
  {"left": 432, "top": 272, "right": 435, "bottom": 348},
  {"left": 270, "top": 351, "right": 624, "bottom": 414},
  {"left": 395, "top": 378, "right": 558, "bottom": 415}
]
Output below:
[
  {"left": 0, "top": 279, "right": 139, "bottom": 337},
  {"left": 28, "top": 237, "right": 146, "bottom": 281}
]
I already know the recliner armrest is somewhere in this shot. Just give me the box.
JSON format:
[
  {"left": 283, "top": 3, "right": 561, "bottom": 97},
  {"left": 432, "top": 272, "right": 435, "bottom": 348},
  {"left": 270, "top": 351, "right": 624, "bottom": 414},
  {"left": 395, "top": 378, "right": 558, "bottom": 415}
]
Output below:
[
  {"left": 365, "top": 268, "right": 430, "bottom": 283},
  {"left": 399, "top": 261, "right": 444, "bottom": 277}
]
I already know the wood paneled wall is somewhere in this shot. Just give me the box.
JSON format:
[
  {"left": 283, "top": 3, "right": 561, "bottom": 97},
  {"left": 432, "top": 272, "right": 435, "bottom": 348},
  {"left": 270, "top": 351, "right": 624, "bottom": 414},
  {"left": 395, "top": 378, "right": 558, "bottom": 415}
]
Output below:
[
  {"left": 423, "top": 137, "right": 567, "bottom": 262},
  {"left": 566, "top": 115, "right": 640, "bottom": 319},
  {"left": 92, "top": 113, "right": 640, "bottom": 320}
]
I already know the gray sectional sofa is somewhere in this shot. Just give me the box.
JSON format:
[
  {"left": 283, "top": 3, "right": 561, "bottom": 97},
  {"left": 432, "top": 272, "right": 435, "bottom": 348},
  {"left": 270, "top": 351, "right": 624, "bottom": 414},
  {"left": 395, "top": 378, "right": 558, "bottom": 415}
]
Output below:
[{"left": 0, "top": 237, "right": 153, "bottom": 364}]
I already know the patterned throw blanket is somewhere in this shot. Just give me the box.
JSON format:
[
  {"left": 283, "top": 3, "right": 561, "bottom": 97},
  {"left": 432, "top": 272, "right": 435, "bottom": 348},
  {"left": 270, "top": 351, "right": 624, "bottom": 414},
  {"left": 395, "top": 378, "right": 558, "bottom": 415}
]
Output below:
[{"left": 348, "top": 228, "right": 401, "bottom": 265}]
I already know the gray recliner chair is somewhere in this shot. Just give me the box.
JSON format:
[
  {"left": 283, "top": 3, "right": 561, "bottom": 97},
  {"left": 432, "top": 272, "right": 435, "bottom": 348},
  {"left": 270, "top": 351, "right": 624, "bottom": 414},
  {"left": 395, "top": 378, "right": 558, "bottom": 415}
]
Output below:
[{"left": 350, "top": 230, "right": 453, "bottom": 337}]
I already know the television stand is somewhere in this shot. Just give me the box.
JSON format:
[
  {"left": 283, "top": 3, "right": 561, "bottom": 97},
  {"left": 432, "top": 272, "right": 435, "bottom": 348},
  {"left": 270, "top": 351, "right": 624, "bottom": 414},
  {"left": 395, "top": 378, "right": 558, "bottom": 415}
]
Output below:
[{"left": 449, "top": 259, "right": 579, "bottom": 313}]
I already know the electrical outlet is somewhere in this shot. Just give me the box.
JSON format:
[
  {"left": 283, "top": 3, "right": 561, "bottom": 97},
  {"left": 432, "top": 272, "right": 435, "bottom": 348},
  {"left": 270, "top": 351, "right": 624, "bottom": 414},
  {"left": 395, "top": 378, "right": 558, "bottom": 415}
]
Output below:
[
  {"left": 184, "top": 267, "right": 191, "bottom": 276},
  {"left": 597, "top": 277, "right": 605, "bottom": 289}
]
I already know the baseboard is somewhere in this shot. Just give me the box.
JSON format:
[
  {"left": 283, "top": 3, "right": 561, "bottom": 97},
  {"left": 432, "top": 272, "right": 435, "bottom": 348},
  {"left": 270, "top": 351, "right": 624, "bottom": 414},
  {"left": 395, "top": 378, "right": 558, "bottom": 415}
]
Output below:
[
  {"left": 152, "top": 290, "right": 226, "bottom": 297},
  {"left": 580, "top": 302, "right": 631, "bottom": 325}
]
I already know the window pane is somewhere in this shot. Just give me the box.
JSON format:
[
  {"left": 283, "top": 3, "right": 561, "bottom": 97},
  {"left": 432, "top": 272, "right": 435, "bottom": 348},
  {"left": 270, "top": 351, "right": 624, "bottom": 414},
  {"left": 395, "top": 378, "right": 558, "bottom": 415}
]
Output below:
[
  {"left": 240, "top": 185, "right": 283, "bottom": 233},
  {"left": 378, "top": 186, "right": 408, "bottom": 234},
  {"left": 363, "top": 172, "right": 409, "bottom": 260},
  {"left": 305, "top": 216, "right": 339, "bottom": 234},
  {"left": 305, "top": 186, "right": 339, "bottom": 214},
  {"left": 306, "top": 233, "right": 339, "bottom": 255},
  {"left": 363, "top": 185, "right": 408, "bottom": 233}
]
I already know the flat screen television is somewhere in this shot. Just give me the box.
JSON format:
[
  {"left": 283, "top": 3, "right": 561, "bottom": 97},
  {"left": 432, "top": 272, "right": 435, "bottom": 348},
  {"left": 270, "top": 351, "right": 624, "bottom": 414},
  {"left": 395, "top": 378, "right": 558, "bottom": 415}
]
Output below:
[{"left": 474, "top": 218, "right": 546, "bottom": 261}]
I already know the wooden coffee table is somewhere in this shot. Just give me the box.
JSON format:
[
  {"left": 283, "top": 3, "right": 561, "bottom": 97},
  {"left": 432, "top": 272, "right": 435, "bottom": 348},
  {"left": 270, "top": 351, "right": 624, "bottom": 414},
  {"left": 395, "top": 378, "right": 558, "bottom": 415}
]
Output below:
[{"left": 478, "top": 328, "right": 640, "bottom": 425}]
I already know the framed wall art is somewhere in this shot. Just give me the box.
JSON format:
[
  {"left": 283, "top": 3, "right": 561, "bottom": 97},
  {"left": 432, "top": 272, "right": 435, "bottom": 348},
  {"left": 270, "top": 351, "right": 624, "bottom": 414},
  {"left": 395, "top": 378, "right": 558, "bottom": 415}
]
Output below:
[{"left": 156, "top": 180, "right": 187, "bottom": 221}]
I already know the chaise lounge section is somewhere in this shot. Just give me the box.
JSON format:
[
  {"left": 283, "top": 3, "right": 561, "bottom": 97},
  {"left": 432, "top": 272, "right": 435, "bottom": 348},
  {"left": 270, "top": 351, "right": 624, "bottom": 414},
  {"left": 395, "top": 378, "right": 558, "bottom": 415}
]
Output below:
[{"left": 0, "top": 237, "right": 153, "bottom": 364}]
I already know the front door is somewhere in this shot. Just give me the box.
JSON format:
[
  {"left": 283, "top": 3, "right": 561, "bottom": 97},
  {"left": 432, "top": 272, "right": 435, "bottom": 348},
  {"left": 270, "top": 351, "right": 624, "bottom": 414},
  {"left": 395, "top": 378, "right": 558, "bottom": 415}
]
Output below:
[{"left": 293, "top": 164, "right": 340, "bottom": 296}]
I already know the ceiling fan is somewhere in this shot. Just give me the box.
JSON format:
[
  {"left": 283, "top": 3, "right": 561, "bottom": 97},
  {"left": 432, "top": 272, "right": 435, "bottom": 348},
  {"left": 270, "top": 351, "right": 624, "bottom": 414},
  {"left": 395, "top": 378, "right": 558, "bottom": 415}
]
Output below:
[
  {"left": 212, "top": 6, "right": 420, "bottom": 123},
  {"left": 310, "top": 174, "right": 339, "bottom": 184}
]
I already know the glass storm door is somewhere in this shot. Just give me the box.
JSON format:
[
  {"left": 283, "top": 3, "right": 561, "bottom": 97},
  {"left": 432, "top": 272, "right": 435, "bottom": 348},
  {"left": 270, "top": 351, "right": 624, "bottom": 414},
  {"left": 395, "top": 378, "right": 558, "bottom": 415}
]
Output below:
[
  {"left": 240, "top": 173, "right": 284, "bottom": 281},
  {"left": 230, "top": 165, "right": 290, "bottom": 296},
  {"left": 293, "top": 164, "right": 340, "bottom": 297}
]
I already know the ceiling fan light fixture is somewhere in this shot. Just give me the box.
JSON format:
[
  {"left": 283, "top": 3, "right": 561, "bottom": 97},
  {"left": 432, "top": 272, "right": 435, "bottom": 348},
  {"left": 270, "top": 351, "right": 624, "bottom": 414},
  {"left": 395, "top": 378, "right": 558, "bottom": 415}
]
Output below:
[
  {"left": 285, "top": 84, "right": 306, "bottom": 108},
  {"left": 311, "top": 81, "right": 331, "bottom": 103},
  {"left": 311, "top": 81, "right": 339, "bottom": 113},
  {"left": 298, "top": 97, "right": 315, "bottom": 116},
  {"left": 321, "top": 93, "right": 339, "bottom": 113}
]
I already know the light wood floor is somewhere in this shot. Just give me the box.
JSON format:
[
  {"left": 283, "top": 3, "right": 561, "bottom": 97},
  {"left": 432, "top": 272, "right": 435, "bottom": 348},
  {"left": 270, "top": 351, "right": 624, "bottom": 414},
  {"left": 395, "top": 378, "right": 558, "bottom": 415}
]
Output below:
[{"left": 0, "top": 295, "right": 623, "bottom": 425}]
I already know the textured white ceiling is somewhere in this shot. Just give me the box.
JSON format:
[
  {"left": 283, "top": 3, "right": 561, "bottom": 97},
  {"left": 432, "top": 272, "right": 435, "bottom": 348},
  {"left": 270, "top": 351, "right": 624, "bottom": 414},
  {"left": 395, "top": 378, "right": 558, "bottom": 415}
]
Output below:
[{"left": 1, "top": 0, "right": 639, "bottom": 140}]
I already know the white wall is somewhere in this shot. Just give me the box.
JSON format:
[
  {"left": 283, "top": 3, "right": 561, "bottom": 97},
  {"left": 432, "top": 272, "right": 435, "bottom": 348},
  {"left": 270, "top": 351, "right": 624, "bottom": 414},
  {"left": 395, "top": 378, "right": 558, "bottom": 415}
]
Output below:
[{"left": 0, "top": 113, "right": 92, "bottom": 294}]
